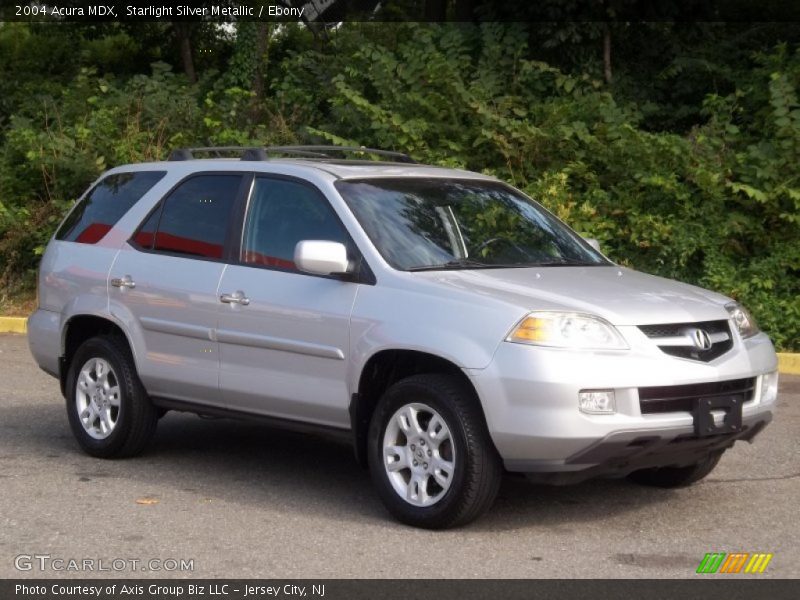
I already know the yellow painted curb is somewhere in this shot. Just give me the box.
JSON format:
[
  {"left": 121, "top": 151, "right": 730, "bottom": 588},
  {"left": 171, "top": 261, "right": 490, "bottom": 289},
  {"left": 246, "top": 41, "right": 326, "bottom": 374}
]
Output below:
[
  {"left": 0, "top": 316, "right": 27, "bottom": 334},
  {"left": 778, "top": 353, "right": 800, "bottom": 375}
]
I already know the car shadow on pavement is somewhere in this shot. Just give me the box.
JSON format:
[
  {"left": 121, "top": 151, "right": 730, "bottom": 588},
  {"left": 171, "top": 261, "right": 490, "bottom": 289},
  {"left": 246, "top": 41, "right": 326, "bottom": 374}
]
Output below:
[{"left": 4, "top": 403, "right": 679, "bottom": 531}]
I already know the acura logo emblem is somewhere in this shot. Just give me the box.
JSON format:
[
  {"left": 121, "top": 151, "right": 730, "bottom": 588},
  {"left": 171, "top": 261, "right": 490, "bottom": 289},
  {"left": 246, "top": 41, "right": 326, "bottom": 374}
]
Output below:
[{"left": 690, "top": 328, "right": 713, "bottom": 350}]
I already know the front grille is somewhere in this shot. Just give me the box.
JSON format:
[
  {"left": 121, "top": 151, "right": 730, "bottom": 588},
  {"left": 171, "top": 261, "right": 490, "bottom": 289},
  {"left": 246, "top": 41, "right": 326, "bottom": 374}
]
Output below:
[
  {"left": 639, "top": 320, "right": 729, "bottom": 338},
  {"left": 658, "top": 343, "right": 733, "bottom": 361},
  {"left": 638, "top": 319, "right": 733, "bottom": 362},
  {"left": 638, "top": 377, "right": 756, "bottom": 414}
]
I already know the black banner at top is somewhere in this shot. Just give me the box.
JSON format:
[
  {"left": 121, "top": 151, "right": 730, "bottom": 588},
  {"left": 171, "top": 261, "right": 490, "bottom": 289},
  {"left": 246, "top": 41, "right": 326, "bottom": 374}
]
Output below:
[{"left": 1, "top": 0, "right": 800, "bottom": 23}]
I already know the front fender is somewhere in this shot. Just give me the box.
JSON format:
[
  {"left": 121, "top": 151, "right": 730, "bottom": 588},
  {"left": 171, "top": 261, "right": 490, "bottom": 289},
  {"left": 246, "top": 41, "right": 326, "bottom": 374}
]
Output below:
[{"left": 347, "top": 283, "right": 526, "bottom": 394}]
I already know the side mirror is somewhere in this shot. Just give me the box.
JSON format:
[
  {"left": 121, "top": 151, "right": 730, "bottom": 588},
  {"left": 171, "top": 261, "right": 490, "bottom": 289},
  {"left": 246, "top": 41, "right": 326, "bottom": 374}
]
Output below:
[
  {"left": 583, "top": 237, "right": 601, "bottom": 252},
  {"left": 294, "top": 240, "right": 350, "bottom": 276}
]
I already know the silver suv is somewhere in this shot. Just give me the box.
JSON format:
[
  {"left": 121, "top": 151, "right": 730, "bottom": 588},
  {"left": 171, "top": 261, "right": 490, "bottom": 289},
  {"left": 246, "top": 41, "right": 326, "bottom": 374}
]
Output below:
[{"left": 28, "top": 146, "right": 779, "bottom": 528}]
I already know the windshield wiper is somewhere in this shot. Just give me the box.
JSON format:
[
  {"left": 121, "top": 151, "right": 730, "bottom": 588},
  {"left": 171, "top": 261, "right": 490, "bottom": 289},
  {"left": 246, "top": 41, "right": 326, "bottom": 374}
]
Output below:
[
  {"left": 529, "top": 258, "right": 603, "bottom": 267},
  {"left": 406, "top": 258, "right": 605, "bottom": 271},
  {"left": 406, "top": 258, "right": 490, "bottom": 272}
]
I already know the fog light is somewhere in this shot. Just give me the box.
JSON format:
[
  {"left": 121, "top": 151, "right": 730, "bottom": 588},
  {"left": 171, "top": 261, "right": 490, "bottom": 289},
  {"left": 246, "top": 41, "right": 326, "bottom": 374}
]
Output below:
[
  {"left": 579, "top": 390, "right": 616, "bottom": 414},
  {"left": 760, "top": 371, "right": 779, "bottom": 404}
]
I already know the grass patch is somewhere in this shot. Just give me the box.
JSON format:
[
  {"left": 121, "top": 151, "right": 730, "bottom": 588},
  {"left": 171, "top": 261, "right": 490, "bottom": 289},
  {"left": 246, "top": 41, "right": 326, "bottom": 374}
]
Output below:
[{"left": 0, "top": 283, "right": 36, "bottom": 316}]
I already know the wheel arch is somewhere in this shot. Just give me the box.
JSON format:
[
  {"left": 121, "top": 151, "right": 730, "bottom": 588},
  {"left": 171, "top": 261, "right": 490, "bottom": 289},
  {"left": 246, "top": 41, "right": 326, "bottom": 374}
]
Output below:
[
  {"left": 349, "top": 348, "right": 486, "bottom": 468},
  {"left": 60, "top": 314, "right": 136, "bottom": 397}
]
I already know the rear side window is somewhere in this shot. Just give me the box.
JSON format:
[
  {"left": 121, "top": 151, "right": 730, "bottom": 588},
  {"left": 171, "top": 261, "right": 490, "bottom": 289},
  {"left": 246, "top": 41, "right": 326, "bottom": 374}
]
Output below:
[
  {"left": 139, "top": 174, "right": 242, "bottom": 259},
  {"left": 56, "top": 171, "right": 165, "bottom": 244}
]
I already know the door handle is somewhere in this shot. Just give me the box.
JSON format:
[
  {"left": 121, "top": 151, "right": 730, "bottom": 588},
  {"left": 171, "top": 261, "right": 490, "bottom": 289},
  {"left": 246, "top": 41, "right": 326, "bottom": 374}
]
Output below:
[
  {"left": 220, "top": 291, "right": 250, "bottom": 306},
  {"left": 110, "top": 275, "right": 136, "bottom": 289}
]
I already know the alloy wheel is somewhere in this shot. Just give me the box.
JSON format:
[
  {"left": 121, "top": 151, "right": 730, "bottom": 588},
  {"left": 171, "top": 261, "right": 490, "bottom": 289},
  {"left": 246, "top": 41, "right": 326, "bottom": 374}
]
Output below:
[
  {"left": 382, "top": 402, "right": 456, "bottom": 507},
  {"left": 75, "top": 357, "right": 121, "bottom": 440}
]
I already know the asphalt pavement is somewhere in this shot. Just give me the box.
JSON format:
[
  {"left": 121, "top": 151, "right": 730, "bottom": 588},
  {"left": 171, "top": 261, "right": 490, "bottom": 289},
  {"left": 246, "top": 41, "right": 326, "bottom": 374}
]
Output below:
[{"left": 0, "top": 333, "right": 797, "bottom": 578}]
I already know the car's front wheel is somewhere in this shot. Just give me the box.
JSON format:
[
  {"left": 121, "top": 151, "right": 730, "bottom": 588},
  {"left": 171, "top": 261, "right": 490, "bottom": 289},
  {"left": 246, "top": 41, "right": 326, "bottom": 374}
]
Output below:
[
  {"left": 627, "top": 451, "right": 723, "bottom": 488},
  {"left": 65, "top": 335, "right": 158, "bottom": 458},
  {"left": 367, "top": 374, "right": 502, "bottom": 529}
]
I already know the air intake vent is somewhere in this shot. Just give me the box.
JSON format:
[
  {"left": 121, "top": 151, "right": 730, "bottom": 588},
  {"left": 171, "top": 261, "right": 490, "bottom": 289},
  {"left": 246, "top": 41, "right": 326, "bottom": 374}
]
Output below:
[{"left": 639, "top": 377, "right": 756, "bottom": 414}]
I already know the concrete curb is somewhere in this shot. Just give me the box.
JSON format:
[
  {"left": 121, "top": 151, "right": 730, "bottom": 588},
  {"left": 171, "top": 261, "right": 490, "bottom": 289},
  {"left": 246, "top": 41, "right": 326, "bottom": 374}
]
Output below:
[
  {"left": 0, "top": 316, "right": 27, "bottom": 334},
  {"left": 1, "top": 315, "right": 798, "bottom": 374}
]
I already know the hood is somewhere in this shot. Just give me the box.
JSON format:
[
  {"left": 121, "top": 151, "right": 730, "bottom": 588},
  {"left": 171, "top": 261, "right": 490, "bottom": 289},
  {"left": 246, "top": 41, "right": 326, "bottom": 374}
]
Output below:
[{"left": 416, "top": 266, "right": 732, "bottom": 325}]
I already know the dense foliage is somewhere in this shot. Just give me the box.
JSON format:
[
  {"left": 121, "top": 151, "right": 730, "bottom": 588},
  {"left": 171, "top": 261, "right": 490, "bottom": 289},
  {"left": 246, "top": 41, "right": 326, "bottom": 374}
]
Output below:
[{"left": 0, "top": 17, "right": 798, "bottom": 349}]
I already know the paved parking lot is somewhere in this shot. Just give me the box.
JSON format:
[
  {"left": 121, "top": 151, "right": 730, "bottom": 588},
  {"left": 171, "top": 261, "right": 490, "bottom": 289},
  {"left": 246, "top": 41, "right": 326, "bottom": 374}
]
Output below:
[{"left": 0, "top": 333, "right": 797, "bottom": 578}]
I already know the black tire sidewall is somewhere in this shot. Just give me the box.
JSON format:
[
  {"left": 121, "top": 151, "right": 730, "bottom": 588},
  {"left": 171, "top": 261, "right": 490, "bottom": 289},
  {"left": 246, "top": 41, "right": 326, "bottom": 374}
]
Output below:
[
  {"left": 367, "top": 377, "right": 480, "bottom": 528},
  {"left": 65, "top": 337, "right": 138, "bottom": 457}
]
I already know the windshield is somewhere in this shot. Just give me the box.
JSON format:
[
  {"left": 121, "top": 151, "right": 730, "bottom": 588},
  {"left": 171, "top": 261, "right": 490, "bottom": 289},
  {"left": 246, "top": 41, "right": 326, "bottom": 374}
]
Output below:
[{"left": 335, "top": 178, "right": 610, "bottom": 271}]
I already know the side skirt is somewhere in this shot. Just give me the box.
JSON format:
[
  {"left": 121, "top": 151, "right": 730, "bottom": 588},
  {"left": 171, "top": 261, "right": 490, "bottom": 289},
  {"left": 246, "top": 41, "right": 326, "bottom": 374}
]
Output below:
[{"left": 150, "top": 396, "right": 354, "bottom": 446}]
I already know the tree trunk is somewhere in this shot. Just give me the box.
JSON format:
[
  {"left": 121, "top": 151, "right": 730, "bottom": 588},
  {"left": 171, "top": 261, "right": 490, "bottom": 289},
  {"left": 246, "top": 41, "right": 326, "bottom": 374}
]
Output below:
[
  {"left": 252, "top": 23, "right": 269, "bottom": 101},
  {"left": 603, "top": 24, "right": 612, "bottom": 85},
  {"left": 173, "top": 23, "right": 196, "bottom": 83},
  {"left": 250, "top": 22, "right": 270, "bottom": 125}
]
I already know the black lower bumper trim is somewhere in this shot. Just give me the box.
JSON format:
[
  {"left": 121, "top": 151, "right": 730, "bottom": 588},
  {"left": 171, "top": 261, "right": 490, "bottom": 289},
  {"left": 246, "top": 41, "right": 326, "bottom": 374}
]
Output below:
[{"left": 521, "top": 415, "right": 771, "bottom": 485}]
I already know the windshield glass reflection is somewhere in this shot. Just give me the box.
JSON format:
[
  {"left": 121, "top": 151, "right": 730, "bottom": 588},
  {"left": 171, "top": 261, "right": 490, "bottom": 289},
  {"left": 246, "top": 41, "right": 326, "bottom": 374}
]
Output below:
[{"left": 336, "top": 178, "right": 609, "bottom": 271}]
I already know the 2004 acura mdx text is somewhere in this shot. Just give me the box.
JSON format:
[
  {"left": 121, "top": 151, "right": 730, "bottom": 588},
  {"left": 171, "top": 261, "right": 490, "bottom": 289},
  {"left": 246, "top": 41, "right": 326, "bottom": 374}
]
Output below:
[{"left": 27, "top": 146, "right": 779, "bottom": 528}]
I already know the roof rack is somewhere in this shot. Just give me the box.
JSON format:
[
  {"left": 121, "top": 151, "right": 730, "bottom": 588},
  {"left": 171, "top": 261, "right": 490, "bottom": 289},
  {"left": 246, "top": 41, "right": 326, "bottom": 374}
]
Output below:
[
  {"left": 168, "top": 145, "right": 417, "bottom": 164},
  {"left": 265, "top": 146, "right": 417, "bottom": 163},
  {"left": 167, "top": 147, "right": 254, "bottom": 161}
]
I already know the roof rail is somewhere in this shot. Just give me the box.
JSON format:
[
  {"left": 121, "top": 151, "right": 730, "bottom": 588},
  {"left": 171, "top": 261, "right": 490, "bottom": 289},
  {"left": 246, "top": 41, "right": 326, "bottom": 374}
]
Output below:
[
  {"left": 168, "top": 145, "right": 416, "bottom": 163},
  {"left": 168, "top": 147, "right": 262, "bottom": 161},
  {"left": 264, "top": 145, "right": 417, "bottom": 163}
]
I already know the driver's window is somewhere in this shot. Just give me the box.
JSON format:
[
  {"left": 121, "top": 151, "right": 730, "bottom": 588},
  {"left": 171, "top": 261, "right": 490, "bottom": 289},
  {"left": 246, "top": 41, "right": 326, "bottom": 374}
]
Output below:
[{"left": 241, "top": 178, "right": 348, "bottom": 271}]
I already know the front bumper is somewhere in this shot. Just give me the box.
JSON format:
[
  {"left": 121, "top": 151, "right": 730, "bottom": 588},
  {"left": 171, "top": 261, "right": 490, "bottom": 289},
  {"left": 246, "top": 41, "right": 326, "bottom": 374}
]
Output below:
[{"left": 466, "top": 327, "right": 778, "bottom": 479}]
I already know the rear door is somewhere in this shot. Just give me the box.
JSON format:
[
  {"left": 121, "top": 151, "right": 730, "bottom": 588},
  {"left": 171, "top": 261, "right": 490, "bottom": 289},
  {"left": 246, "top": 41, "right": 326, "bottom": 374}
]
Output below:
[
  {"left": 109, "top": 173, "right": 247, "bottom": 406},
  {"left": 217, "top": 175, "right": 362, "bottom": 428}
]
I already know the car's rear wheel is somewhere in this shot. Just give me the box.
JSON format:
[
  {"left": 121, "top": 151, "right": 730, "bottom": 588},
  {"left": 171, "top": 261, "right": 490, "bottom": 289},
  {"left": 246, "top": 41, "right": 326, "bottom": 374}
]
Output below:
[
  {"left": 627, "top": 451, "right": 723, "bottom": 488},
  {"left": 65, "top": 336, "right": 158, "bottom": 458},
  {"left": 367, "top": 374, "right": 502, "bottom": 529}
]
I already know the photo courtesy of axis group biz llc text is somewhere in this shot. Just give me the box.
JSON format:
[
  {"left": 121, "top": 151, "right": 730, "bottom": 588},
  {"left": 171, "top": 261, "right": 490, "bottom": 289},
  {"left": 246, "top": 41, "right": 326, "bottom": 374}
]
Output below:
[
  {"left": 0, "top": 0, "right": 798, "bottom": 599},
  {"left": 16, "top": 583, "right": 324, "bottom": 597}
]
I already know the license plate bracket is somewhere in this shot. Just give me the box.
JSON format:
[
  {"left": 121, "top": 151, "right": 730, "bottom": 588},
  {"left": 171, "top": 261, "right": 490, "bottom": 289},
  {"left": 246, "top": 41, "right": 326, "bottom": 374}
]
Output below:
[{"left": 693, "top": 395, "right": 743, "bottom": 437}]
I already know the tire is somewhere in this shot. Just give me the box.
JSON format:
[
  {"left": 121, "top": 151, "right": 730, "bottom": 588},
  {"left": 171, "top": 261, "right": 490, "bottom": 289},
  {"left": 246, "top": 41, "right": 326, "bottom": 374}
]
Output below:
[
  {"left": 65, "top": 335, "right": 158, "bottom": 458},
  {"left": 367, "top": 374, "right": 502, "bottom": 529},
  {"left": 627, "top": 451, "right": 723, "bottom": 488}
]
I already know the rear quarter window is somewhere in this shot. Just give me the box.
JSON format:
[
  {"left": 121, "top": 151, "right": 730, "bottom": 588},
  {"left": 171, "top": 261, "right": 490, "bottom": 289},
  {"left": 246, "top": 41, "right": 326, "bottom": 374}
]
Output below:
[{"left": 55, "top": 171, "right": 166, "bottom": 244}]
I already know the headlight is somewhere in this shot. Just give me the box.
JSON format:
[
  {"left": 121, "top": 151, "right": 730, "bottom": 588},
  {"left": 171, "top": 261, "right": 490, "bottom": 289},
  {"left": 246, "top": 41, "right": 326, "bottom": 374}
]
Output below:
[
  {"left": 506, "top": 312, "right": 628, "bottom": 349},
  {"left": 725, "top": 302, "right": 759, "bottom": 338}
]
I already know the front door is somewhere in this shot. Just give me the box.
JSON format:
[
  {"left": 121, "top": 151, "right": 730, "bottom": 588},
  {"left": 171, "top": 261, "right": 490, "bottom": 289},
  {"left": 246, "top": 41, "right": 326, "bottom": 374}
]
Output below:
[{"left": 217, "top": 176, "right": 359, "bottom": 428}]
